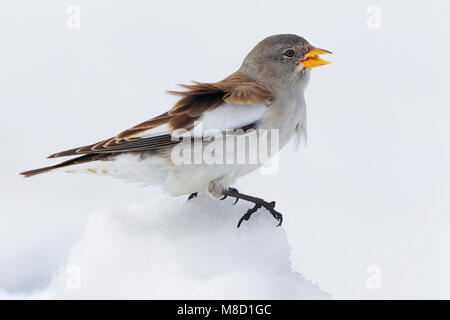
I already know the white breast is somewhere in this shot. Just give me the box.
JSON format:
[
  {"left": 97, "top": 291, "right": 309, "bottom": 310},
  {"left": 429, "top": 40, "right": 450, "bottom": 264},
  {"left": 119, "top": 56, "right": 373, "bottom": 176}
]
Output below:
[{"left": 261, "top": 91, "right": 307, "bottom": 149}]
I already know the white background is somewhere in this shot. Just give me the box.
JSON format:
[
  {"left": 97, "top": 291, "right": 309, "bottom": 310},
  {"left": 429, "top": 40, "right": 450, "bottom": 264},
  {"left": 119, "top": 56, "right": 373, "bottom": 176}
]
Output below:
[{"left": 0, "top": 0, "right": 449, "bottom": 299}]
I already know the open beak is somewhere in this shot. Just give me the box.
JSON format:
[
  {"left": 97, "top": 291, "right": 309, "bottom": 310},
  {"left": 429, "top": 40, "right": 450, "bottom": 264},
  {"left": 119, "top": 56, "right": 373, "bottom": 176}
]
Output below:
[{"left": 299, "top": 47, "right": 332, "bottom": 68}]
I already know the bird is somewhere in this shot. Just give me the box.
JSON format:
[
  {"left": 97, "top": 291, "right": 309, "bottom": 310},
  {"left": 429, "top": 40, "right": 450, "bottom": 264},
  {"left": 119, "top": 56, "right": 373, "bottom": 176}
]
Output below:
[{"left": 20, "top": 34, "right": 331, "bottom": 227}]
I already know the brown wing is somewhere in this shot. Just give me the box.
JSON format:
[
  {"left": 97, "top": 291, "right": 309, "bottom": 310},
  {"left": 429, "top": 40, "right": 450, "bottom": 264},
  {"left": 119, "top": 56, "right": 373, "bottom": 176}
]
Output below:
[{"left": 48, "top": 73, "right": 273, "bottom": 159}]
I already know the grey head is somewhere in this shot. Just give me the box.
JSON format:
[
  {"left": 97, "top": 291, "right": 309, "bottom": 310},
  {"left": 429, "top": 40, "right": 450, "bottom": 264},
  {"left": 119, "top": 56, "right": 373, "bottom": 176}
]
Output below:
[{"left": 239, "top": 34, "right": 331, "bottom": 90}]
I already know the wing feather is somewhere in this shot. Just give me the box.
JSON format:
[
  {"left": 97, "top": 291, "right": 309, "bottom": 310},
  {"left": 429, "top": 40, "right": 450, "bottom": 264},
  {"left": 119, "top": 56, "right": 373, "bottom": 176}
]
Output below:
[{"left": 48, "top": 73, "right": 273, "bottom": 158}]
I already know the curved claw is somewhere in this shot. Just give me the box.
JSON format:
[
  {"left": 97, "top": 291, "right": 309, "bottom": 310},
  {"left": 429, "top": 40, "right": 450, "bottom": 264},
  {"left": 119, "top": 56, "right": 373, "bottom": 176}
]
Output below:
[
  {"left": 237, "top": 204, "right": 261, "bottom": 228},
  {"left": 268, "top": 208, "right": 283, "bottom": 227},
  {"left": 276, "top": 215, "right": 283, "bottom": 227},
  {"left": 187, "top": 192, "right": 198, "bottom": 201},
  {"left": 237, "top": 213, "right": 250, "bottom": 228},
  {"left": 233, "top": 198, "right": 239, "bottom": 205},
  {"left": 220, "top": 195, "right": 227, "bottom": 200}
]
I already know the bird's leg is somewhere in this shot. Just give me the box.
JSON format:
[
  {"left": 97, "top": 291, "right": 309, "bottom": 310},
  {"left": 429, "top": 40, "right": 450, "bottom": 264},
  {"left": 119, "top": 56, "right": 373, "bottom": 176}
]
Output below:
[
  {"left": 187, "top": 192, "right": 198, "bottom": 200},
  {"left": 221, "top": 188, "right": 283, "bottom": 228},
  {"left": 220, "top": 187, "right": 239, "bottom": 204}
]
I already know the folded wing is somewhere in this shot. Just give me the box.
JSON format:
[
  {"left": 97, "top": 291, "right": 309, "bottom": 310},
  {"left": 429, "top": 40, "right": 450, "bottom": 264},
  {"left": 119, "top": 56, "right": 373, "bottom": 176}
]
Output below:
[{"left": 48, "top": 73, "right": 273, "bottom": 158}]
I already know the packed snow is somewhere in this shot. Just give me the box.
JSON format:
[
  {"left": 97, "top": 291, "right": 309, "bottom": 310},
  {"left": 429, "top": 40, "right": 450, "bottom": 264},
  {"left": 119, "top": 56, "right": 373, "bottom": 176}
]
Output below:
[{"left": 43, "top": 193, "right": 329, "bottom": 299}]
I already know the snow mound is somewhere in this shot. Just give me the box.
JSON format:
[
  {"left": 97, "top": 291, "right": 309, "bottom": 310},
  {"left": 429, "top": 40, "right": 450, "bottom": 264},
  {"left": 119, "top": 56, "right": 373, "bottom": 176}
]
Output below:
[{"left": 51, "top": 193, "right": 329, "bottom": 299}]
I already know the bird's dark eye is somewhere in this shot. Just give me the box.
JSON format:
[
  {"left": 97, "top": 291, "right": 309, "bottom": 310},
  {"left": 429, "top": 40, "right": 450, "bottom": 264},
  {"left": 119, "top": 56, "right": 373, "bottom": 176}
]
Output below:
[{"left": 283, "top": 49, "right": 295, "bottom": 58}]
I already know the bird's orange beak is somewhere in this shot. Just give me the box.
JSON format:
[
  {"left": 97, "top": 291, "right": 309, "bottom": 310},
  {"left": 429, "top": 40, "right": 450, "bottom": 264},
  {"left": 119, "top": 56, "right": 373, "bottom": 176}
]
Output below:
[{"left": 299, "top": 47, "right": 332, "bottom": 68}]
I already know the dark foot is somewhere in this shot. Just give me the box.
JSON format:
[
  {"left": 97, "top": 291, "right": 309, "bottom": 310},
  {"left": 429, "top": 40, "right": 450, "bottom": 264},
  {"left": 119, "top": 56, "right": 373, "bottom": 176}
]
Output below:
[
  {"left": 221, "top": 188, "right": 283, "bottom": 228},
  {"left": 220, "top": 188, "right": 239, "bottom": 204},
  {"left": 187, "top": 192, "right": 198, "bottom": 200}
]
